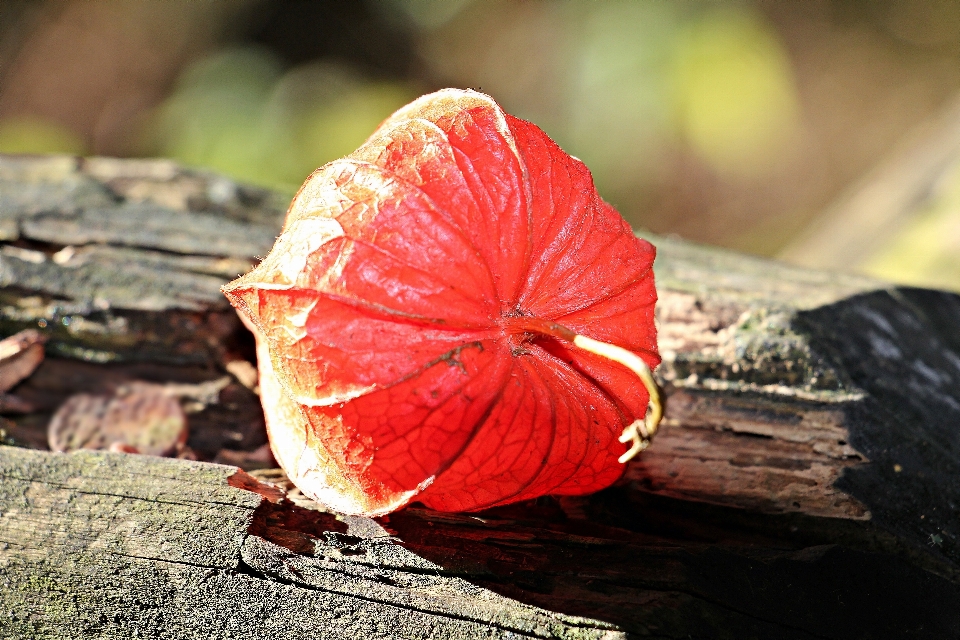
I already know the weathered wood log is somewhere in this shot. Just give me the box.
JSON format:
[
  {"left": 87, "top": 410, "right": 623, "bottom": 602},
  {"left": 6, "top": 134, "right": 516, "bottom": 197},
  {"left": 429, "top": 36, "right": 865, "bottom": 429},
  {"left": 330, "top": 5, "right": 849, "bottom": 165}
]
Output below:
[{"left": 0, "top": 153, "right": 958, "bottom": 638}]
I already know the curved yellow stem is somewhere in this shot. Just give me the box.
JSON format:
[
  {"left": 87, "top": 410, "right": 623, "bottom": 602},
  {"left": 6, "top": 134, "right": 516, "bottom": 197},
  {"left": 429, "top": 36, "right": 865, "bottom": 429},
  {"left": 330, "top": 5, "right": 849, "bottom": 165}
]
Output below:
[{"left": 572, "top": 335, "right": 663, "bottom": 463}]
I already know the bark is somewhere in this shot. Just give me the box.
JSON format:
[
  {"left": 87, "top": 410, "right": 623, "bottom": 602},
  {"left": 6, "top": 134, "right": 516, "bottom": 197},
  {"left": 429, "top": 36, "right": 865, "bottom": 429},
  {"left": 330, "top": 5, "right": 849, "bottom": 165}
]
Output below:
[{"left": 0, "top": 153, "right": 958, "bottom": 639}]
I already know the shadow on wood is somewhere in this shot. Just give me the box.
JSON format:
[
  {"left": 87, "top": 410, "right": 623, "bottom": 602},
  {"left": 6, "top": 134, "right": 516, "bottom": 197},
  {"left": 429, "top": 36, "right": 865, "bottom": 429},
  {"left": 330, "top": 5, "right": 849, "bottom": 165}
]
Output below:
[{"left": 797, "top": 288, "right": 960, "bottom": 571}]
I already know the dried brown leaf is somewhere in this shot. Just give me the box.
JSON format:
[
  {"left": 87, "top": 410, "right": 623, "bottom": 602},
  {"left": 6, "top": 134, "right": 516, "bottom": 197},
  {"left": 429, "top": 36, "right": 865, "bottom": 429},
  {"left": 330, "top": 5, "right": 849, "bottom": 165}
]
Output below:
[{"left": 48, "top": 382, "right": 187, "bottom": 456}]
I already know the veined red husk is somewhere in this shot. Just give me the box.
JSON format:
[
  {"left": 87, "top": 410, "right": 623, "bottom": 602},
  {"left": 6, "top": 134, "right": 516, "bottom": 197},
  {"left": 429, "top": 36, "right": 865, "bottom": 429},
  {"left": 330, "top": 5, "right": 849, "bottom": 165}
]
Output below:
[{"left": 223, "top": 89, "right": 659, "bottom": 516}]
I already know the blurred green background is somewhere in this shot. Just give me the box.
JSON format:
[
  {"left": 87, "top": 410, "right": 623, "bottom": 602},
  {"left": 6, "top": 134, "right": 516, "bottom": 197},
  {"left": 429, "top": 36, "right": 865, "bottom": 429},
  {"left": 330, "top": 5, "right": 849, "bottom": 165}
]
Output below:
[{"left": 1, "top": 0, "right": 959, "bottom": 291}]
